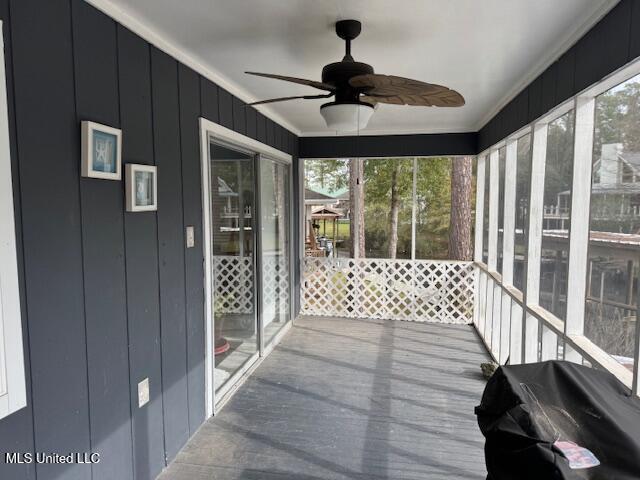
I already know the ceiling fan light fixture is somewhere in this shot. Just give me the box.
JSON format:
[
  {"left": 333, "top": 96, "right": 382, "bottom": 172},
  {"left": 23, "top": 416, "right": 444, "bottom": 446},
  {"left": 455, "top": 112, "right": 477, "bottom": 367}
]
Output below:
[{"left": 320, "top": 101, "right": 374, "bottom": 132}]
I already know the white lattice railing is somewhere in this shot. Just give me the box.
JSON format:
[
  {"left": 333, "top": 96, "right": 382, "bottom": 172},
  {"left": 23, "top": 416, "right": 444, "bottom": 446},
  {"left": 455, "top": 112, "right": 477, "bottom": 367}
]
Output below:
[
  {"left": 213, "top": 255, "right": 290, "bottom": 315},
  {"left": 301, "top": 257, "right": 475, "bottom": 324}
]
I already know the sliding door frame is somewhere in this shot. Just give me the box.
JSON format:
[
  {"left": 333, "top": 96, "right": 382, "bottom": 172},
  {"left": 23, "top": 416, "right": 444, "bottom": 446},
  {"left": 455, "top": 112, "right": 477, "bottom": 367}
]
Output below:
[
  {"left": 259, "top": 153, "right": 295, "bottom": 358},
  {"left": 199, "top": 118, "right": 293, "bottom": 418}
]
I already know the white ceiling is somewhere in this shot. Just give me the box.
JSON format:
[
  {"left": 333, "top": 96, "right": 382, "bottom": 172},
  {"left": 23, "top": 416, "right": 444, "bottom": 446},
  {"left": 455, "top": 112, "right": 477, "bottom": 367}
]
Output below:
[{"left": 91, "top": 0, "right": 618, "bottom": 136}]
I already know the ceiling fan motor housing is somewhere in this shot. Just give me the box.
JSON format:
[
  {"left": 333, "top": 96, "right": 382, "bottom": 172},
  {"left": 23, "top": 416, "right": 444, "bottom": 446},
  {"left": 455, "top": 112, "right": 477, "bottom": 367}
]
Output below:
[
  {"left": 321, "top": 19, "right": 374, "bottom": 105},
  {"left": 322, "top": 61, "right": 373, "bottom": 103}
]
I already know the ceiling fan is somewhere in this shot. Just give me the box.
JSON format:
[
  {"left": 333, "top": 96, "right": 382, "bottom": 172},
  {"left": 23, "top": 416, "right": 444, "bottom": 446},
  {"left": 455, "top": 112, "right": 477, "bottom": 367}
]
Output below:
[{"left": 245, "top": 19, "right": 465, "bottom": 132}]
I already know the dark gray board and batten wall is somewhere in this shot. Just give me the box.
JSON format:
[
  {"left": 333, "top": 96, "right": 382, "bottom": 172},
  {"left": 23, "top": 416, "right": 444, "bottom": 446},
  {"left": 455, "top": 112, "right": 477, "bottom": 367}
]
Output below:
[{"left": 0, "top": 1, "right": 297, "bottom": 479}]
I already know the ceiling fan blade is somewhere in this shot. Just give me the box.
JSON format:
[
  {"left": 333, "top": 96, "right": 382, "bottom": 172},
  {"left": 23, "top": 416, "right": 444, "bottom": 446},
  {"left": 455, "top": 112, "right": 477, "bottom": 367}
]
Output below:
[
  {"left": 351, "top": 74, "right": 465, "bottom": 107},
  {"left": 245, "top": 72, "right": 335, "bottom": 92},
  {"left": 248, "top": 93, "right": 334, "bottom": 106}
]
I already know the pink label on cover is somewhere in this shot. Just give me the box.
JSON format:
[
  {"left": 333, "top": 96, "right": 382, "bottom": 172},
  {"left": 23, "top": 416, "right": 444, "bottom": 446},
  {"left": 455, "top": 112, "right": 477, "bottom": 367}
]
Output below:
[{"left": 554, "top": 441, "right": 600, "bottom": 469}]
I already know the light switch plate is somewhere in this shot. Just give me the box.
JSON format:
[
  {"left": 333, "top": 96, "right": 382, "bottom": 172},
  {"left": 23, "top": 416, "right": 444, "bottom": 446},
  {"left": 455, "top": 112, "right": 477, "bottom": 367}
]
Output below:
[
  {"left": 138, "top": 378, "right": 149, "bottom": 407},
  {"left": 186, "top": 225, "right": 195, "bottom": 248}
]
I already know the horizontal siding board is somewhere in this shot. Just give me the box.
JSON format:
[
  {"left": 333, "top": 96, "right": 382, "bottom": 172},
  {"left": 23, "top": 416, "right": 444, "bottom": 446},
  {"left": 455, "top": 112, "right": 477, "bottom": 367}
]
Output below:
[
  {"left": 11, "top": 1, "right": 92, "bottom": 479},
  {"left": 151, "top": 46, "right": 190, "bottom": 463},
  {"left": 72, "top": 2, "right": 134, "bottom": 479}
]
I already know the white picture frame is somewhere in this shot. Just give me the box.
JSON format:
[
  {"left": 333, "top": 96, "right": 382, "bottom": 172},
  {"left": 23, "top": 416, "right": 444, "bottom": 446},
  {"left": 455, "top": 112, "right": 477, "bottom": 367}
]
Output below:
[
  {"left": 81, "top": 120, "right": 122, "bottom": 180},
  {"left": 126, "top": 164, "right": 157, "bottom": 212}
]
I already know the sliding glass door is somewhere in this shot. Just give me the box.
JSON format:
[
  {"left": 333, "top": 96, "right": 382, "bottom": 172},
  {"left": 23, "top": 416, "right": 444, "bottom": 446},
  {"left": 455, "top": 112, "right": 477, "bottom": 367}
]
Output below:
[
  {"left": 206, "top": 137, "right": 293, "bottom": 407},
  {"left": 209, "top": 142, "right": 258, "bottom": 394},
  {"left": 259, "top": 158, "right": 292, "bottom": 346}
]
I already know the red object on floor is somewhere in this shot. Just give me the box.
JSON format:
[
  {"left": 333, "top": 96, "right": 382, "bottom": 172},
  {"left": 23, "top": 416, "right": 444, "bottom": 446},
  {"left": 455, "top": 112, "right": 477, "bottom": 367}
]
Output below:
[{"left": 214, "top": 337, "right": 230, "bottom": 355}]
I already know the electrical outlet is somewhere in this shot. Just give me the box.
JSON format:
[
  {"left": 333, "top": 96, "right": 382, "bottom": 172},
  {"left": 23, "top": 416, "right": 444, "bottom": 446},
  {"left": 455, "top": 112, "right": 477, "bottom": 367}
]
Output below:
[
  {"left": 186, "top": 225, "right": 195, "bottom": 248},
  {"left": 138, "top": 378, "right": 149, "bottom": 407}
]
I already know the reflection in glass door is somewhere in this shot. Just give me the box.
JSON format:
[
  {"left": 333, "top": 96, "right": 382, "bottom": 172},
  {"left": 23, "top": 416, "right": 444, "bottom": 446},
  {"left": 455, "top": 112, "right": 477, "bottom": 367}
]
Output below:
[
  {"left": 259, "top": 158, "right": 291, "bottom": 346},
  {"left": 209, "top": 142, "right": 258, "bottom": 394}
]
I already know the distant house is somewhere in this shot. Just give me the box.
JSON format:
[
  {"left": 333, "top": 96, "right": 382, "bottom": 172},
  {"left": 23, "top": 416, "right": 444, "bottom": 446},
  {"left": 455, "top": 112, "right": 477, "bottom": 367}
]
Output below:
[{"left": 550, "top": 143, "right": 640, "bottom": 233}]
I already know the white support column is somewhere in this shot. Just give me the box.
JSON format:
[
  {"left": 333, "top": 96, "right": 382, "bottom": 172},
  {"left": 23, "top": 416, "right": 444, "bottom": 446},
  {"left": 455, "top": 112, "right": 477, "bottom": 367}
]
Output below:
[
  {"left": 540, "top": 325, "right": 557, "bottom": 360},
  {"left": 487, "top": 150, "right": 500, "bottom": 356},
  {"left": 523, "top": 122, "right": 548, "bottom": 362},
  {"left": 510, "top": 302, "right": 523, "bottom": 364},
  {"left": 485, "top": 278, "right": 494, "bottom": 345},
  {"left": 502, "top": 140, "right": 517, "bottom": 286},
  {"left": 565, "top": 97, "right": 595, "bottom": 363},
  {"left": 478, "top": 272, "right": 486, "bottom": 333},
  {"left": 488, "top": 151, "right": 500, "bottom": 271},
  {"left": 411, "top": 157, "right": 418, "bottom": 261},
  {"left": 474, "top": 156, "right": 486, "bottom": 263},
  {"left": 633, "top": 309, "right": 640, "bottom": 395},
  {"left": 499, "top": 139, "right": 518, "bottom": 364},
  {"left": 524, "top": 313, "right": 539, "bottom": 363},
  {"left": 492, "top": 284, "right": 502, "bottom": 359},
  {"left": 473, "top": 156, "right": 486, "bottom": 329}
]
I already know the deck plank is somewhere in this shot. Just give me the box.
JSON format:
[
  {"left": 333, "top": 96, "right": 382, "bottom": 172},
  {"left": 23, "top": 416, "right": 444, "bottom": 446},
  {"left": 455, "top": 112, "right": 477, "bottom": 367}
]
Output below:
[{"left": 158, "top": 316, "right": 490, "bottom": 480}]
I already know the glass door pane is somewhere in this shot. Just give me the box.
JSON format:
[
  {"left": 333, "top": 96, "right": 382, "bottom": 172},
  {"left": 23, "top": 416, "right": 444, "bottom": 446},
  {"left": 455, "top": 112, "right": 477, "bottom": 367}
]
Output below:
[
  {"left": 209, "top": 142, "right": 258, "bottom": 394},
  {"left": 260, "top": 158, "right": 291, "bottom": 345}
]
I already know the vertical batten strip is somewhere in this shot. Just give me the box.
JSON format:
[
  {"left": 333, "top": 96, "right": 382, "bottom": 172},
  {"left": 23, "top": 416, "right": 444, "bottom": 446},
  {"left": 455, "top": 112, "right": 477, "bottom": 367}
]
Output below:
[
  {"left": 523, "top": 123, "right": 548, "bottom": 362},
  {"left": 564, "top": 97, "right": 595, "bottom": 363}
]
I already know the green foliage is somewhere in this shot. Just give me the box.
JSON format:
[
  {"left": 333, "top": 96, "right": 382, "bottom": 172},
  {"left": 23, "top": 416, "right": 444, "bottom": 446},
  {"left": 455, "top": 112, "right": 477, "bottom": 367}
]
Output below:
[
  {"left": 304, "top": 157, "right": 461, "bottom": 260},
  {"left": 305, "top": 158, "right": 349, "bottom": 191},
  {"left": 415, "top": 158, "right": 452, "bottom": 259},
  {"left": 363, "top": 158, "right": 413, "bottom": 258},
  {"left": 594, "top": 80, "right": 640, "bottom": 158}
]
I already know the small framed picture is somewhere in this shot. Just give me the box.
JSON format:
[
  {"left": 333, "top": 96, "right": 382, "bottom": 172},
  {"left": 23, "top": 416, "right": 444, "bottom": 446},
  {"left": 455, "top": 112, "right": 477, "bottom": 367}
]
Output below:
[
  {"left": 81, "top": 121, "right": 122, "bottom": 180},
  {"left": 126, "top": 164, "right": 157, "bottom": 212}
]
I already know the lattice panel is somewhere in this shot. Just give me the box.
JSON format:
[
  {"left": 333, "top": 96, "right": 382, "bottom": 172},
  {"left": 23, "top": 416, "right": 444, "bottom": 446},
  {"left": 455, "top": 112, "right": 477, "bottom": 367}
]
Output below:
[
  {"left": 262, "top": 254, "right": 290, "bottom": 316},
  {"left": 213, "top": 255, "right": 254, "bottom": 314},
  {"left": 301, "top": 258, "right": 475, "bottom": 324}
]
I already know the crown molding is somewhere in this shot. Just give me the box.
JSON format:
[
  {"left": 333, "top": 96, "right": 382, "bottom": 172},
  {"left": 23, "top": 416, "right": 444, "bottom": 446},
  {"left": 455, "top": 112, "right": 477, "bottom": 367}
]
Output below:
[{"left": 85, "top": 0, "right": 301, "bottom": 136}]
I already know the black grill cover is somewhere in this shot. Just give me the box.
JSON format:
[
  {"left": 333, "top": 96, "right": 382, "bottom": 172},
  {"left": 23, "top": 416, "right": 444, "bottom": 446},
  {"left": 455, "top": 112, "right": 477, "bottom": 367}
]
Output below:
[{"left": 475, "top": 361, "right": 640, "bottom": 480}]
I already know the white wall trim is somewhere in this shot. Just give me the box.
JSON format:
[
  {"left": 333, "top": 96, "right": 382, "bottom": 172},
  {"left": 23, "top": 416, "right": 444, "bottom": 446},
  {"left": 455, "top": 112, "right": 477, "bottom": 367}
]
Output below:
[
  {"left": 200, "top": 117, "right": 292, "bottom": 164},
  {"left": 84, "top": 0, "right": 300, "bottom": 136},
  {"left": 0, "top": 21, "right": 27, "bottom": 420}
]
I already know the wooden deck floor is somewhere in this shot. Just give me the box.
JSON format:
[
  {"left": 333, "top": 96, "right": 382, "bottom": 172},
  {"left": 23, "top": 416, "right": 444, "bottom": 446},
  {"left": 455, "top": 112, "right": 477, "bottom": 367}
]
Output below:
[{"left": 158, "top": 316, "right": 490, "bottom": 480}]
